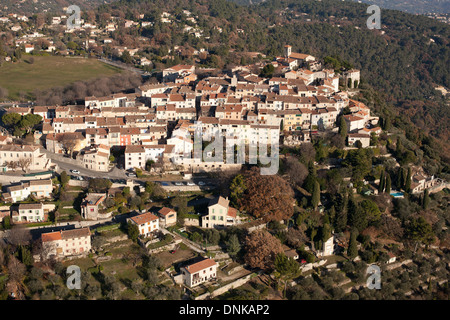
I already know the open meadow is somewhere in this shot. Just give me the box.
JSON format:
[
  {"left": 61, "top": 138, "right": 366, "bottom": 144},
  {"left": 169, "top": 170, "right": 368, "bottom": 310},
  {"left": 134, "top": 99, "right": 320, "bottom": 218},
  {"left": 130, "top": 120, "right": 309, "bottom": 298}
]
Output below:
[{"left": 0, "top": 55, "right": 122, "bottom": 100}]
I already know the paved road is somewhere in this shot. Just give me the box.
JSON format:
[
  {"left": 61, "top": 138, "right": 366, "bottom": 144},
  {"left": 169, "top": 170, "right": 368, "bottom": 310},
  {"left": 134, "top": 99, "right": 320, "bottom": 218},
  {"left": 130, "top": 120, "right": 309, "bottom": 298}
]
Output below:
[
  {"left": 40, "top": 147, "right": 129, "bottom": 179},
  {"left": 0, "top": 212, "right": 132, "bottom": 241}
]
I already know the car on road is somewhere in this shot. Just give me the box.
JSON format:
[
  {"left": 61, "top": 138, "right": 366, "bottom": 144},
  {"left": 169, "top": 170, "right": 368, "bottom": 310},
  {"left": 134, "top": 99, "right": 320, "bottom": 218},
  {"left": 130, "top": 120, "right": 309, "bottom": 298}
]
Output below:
[
  {"left": 174, "top": 182, "right": 183, "bottom": 186},
  {"left": 197, "top": 181, "right": 205, "bottom": 186},
  {"left": 70, "top": 170, "right": 80, "bottom": 174},
  {"left": 186, "top": 181, "right": 195, "bottom": 186},
  {"left": 127, "top": 172, "right": 136, "bottom": 177}
]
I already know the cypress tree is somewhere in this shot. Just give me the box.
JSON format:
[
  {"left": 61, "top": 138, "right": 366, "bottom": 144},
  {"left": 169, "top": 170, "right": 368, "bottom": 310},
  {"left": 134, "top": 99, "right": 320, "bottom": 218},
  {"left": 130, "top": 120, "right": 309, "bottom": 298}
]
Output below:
[
  {"left": 339, "top": 116, "right": 347, "bottom": 139},
  {"left": 378, "top": 171, "right": 385, "bottom": 193},
  {"left": 347, "top": 230, "right": 358, "bottom": 260},
  {"left": 397, "top": 167, "right": 404, "bottom": 189},
  {"left": 303, "top": 161, "right": 317, "bottom": 193},
  {"left": 311, "top": 181, "right": 321, "bottom": 210},
  {"left": 405, "top": 167, "right": 412, "bottom": 192},
  {"left": 385, "top": 174, "right": 391, "bottom": 194}
]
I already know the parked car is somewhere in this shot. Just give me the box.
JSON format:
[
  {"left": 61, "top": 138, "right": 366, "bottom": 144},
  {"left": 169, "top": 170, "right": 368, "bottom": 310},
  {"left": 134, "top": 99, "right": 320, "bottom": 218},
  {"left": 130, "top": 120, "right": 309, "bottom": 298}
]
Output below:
[
  {"left": 70, "top": 169, "right": 80, "bottom": 174},
  {"left": 174, "top": 182, "right": 183, "bottom": 186},
  {"left": 127, "top": 172, "right": 136, "bottom": 177},
  {"left": 186, "top": 181, "right": 195, "bottom": 186},
  {"left": 198, "top": 181, "right": 205, "bottom": 186}
]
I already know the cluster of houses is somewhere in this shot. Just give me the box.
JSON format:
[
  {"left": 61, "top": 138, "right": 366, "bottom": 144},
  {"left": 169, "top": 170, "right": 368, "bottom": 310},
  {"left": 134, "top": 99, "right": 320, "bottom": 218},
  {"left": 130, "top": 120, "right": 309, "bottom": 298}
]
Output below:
[
  {"left": 1, "top": 9, "right": 210, "bottom": 64},
  {"left": 0, "top": 144, "right": 55, "bottom": 173},
  {"left": 38, "top": 221, "right": 218, "bottom": 288},
  {"left": 2, "top": 45, "right": 381, "bottom": 176}
]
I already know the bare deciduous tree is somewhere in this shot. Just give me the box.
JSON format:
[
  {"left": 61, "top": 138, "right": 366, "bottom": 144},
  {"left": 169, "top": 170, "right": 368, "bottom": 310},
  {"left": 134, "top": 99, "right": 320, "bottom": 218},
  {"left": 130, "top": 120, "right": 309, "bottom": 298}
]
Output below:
[
  {"left": 7, "top": 161, "right": 18, "bottom": 172},
  {"left": 18, "top": 158, "right": 32, "bottom": 172},
  {"left": 284, "top": 156, "right": 308, "bottom": 187},
  {"left": 7, "top": 255, "right": 26, "bottom": 282},
  {"left": 61, "top": 135, "right": 79, "bottom": 158},
  {"left": 8, "top": 226, "right": 32, "bottom": 247}
]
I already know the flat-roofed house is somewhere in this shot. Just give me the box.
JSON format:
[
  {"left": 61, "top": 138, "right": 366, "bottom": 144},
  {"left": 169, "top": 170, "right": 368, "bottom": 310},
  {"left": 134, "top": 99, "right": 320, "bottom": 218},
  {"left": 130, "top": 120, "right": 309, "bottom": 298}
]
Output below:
[{"left": 180, "top": 258, "right": 217, "bottom": 287}]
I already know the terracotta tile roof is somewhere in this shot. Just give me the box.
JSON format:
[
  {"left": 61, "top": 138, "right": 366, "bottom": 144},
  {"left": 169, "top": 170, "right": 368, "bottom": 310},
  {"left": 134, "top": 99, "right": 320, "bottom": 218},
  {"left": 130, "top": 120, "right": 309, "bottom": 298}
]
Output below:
[
  {"left": 158, "top": 207, "right": 176, "bottom": 216},
  {"left": 227, "top": 207, "right": 237, "bottom": 218},
  {"left": 130, "top": 212, "right": 158, "bottom": 225},
  {"left": 348, "top": 133, "right": 370, "bottom": 139},
  {"left": 42, "top": 231, "right": 62, "bottom": 242},
  {"left": 184, "top": 258, "right": 216, "bottom": 274}
]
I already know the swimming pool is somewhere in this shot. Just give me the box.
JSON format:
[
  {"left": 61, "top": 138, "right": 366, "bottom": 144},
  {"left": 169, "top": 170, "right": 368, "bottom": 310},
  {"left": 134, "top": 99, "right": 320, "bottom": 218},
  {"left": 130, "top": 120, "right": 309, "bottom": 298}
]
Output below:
[{"left": 390, "top": 192, "right": 404, "bottom": 197}]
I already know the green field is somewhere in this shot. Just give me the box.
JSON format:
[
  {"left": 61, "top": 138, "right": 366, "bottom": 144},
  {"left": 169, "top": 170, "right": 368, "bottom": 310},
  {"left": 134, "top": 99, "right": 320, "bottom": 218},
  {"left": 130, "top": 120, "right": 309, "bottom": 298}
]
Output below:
[{"left": 0, "top": 55, "right": 122, "bottom": 100}]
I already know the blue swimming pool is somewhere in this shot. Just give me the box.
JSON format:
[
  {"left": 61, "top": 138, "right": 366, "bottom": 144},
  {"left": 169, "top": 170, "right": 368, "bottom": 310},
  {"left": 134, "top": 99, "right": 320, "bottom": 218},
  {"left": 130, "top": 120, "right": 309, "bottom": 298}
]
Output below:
[{"left": 390, "top": 192, "right": 404, "bottom": 197}]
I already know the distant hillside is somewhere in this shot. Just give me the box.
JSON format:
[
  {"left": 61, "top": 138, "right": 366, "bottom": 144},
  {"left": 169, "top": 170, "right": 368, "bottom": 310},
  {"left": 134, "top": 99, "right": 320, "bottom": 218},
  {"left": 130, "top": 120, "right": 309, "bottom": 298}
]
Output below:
[
  {"left": 0, "top": 0, "right": 116, "bottom": 15},
  {"left": 354, "top": 0, "right": 450, "bottom": 15},
  {"left": 230, "top": 0, "right": 450, "bottom": 14}
]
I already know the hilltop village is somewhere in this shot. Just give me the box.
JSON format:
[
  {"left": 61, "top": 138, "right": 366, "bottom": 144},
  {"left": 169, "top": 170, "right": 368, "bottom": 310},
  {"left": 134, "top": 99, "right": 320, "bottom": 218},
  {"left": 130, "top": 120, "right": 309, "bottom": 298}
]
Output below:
[{"left": 0, "top": 9, "right": 448, "bottom": 301}]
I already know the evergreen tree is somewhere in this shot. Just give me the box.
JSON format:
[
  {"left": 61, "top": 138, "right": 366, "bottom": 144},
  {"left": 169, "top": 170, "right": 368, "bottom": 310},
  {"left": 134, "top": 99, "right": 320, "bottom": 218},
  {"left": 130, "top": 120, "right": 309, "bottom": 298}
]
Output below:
[
  {"left": 347, "top": 230, "right": 358, "bottom": 260},
  {"left": 405, "top": 167, "right": 412, "bottom": 192},
  {"left": 321, "top": 223, "right": 332, "bottom": 243},
  {"left": 385, "top": 174, "right": 391, "bottom": 194},
  {"left": 348, "top": 200, "right": 367, "bottom": 232},
  {"left": 422, "top": 189, "right": 430, "bottom": 210},
  {"left": 383, "top": 116, "right": 391, "bottom": 131},
  {"left": 229, "top": 174, "right": 246, "bottom": 207},
  {"left": 378, "top": 170, "right": 385, "bottom": 193},
  {"left": 127, "top": 222, "right": 139, "bottom": 242},
  {"left": 311, "top": 181, "right": 320, "bottom": 210},
  {"left": 60, "top": 171, "right": 70, "bottom": 187},
  {"left": 225, "top": 234, "right": 241, "bottom": 258},
  {"left": 397, "top": 168, "right": 404, "bottom": 189},
  {"left": 303, "top": 161, "right": 317, "bottom": 193},
  {"left": 338, "top": 116, "right": 347, "bottom": 139}
]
